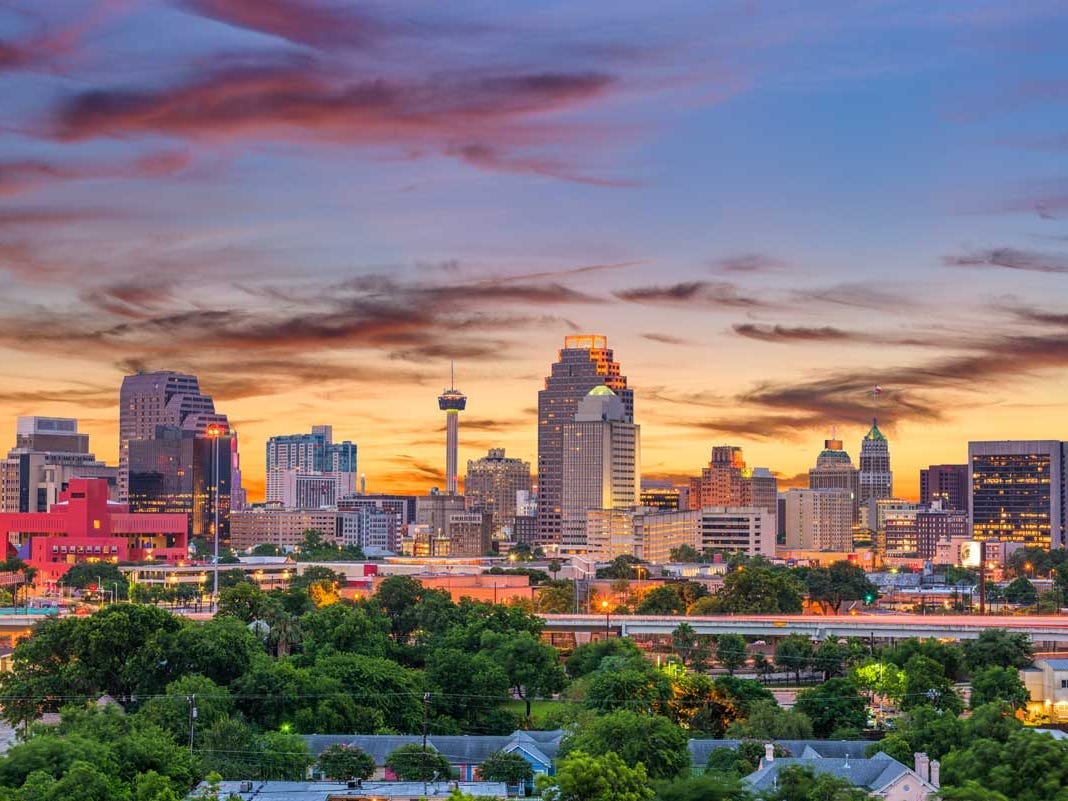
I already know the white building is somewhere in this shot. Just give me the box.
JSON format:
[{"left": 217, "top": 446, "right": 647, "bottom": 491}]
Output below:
[{"left": 698, "top": 506, "right": 776, "bottom": 557}]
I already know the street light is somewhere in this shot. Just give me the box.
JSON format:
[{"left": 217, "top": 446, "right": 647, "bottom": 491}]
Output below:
[
  {"left": 205, "top": 424, "right": 223, "bottom": 613},
  {"left": 601, "top": 599, "right": 610, "bottom": 637}
]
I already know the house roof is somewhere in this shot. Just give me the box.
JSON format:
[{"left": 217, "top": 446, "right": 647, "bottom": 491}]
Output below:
[
  {"left": 744, "top": 753, "right": 928, "bottom": 794},
  {"left": 1040, "top": 658, "right": 1068, "bottom": 671},
  {"left": 303, "top": 731, "right": 563, "bottom": 766},
  {"left": 688, "top": 739, "right": 871, "bottom": 766}
]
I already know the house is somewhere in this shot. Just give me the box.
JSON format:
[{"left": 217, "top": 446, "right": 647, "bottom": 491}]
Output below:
[
  {"left": 1021, "top": 658, "right": 1068, "bottom": 722},
  {"left": 689, "top": 738, "right": 872, "bottom": 768},
  {"left": 743, "top": 746, "right": 938, "bottom": 801},
  {"left": 303, "top": 731, "right": 560, "bottom": 789},
  {"left": 186, "top": 780, "right": 508, "bottom": 801}
]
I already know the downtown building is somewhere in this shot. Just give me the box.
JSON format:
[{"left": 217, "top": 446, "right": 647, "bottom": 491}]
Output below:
[
  {"left": 464, "top": 448, "right": 531, "bottom": 536},
  {"left": 688, "top": 446, "right": 778, "bottom": 522},
  {"left": 858, "top": 419, "right": 893, "bottom": 509},
  {"left": 265, "top": 426, "right": 357, "bottom": 508},
  {"left": 412, "top": 491, "right": 492, "bottom": 557},
  {"left": 560, "top": 387, "right": 640, "bottom": 552},
  {"left": 1, "top": 417, "right": 118, "bottom": 512},
  {"left": 968, "top": 440, "right": 1067, "bottom": 549},
  {"left": 808, "top": 435, "right": 859, "bottom": 524},
  {"left": 919, "top": 464, "right": 969, "bottom": 511},
  {"left": 536, "top": 335, "right": 633, "bottom": 547},
  {"left": 230, "top": 507, "right": 360, "bottom": 551},
  {"left": 337, "top": 494, "right": 417, "bottom": 553},
  {"left": 784, "top": 488, "right": 854, "bottom": 551}
]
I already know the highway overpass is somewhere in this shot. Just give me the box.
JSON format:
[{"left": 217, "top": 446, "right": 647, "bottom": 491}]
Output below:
[{"left": 541, "top": 613, "right": 1068, "bottom": 644}]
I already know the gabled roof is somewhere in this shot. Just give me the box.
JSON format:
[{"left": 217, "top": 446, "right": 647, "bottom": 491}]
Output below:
[
  {"left": 688, "top": 739, "right": 870, "bottom": 766},
  {"left": 744, "top": 753, "right": 929, "bottom": 794},
  {"left": 303, "top": 731, "right": 565, "bottom": 766}
]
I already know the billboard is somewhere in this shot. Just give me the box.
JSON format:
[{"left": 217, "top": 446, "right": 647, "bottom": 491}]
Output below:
[{"left": 960, "top": 540, "right": 983, "bottom": 568}]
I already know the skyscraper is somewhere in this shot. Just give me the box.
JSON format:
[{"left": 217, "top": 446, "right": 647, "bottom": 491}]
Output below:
[
  {"left": 784, "top": 488, "right": 854, "bottom": 551},
  {"left": 689, "top": 447, "right": 777, "bottom": 519},
  {"left": 464, "top": 448, "right": 531, "bottom": 536},
  {"left": 968, "top": 440, "right": 1066, "bottom": 548},
  {"left": 919, "top": 464, "right": 968, "bottom": 511},
  {"left": 858, "top": 419, "right": 892, "bottom": 509},
  {"left": 560, "top": 386, "right": 640, "bottom": 551},
  {"left": 437, "top": 367, "right": 467, "bottom": 495},
  {"left": 536, "top": 335, "right": 632, "bottom": 546},
  {"left": 119, "top": 371, "right": 230, "bottom": 501},
  {"left": 808, "top": 435, "right": 860, "bottom": 523},
  {"left": 265, "top": 426, "right": 357, "bottom": 506}
]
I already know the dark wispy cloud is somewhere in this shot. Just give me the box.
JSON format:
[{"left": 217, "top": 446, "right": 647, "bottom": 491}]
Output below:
[
  {"left": 641, "top": 333, "right": 693, "bottom": 345},
  {"left": 0, "top": 151, "right": 191, "bottom": 198},
  {"left": 614, "top": 281, "right": 772, "bottom": 309},
  {"left": 943, "top": 247, "right": 1068, "bottom": 274},
  {"left": 791, "top": 283, "right": 914, "bottom": 311},
  {"left": 732, "top": 324, "right": 857, "bottom": 343},
  {"left": 712, "top": 253, "right": 787, "bottom": 274}
]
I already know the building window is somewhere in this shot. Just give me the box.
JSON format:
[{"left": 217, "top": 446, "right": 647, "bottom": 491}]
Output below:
[{"left": 1061, "top": 679, "right": 1068, "bottom": 689}]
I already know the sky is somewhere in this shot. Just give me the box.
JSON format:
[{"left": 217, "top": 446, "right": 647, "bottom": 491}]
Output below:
[{"left": 1, "top": 1, "right": 1068, "bottom": 501}]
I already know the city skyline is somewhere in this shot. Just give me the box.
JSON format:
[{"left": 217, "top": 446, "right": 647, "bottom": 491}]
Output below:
[{"left": 2, "top": 2, "right": 1068, "bottom": 499}]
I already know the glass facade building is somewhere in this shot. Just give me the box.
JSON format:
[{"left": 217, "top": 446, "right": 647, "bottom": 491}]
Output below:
[{"left": 969, "top": 441, "right": 1065, "bottom": 548}]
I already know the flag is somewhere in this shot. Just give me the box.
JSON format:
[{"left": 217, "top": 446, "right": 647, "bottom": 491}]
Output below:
[{"left": 873, "top": 385, "right": 883, "bottom": 395}]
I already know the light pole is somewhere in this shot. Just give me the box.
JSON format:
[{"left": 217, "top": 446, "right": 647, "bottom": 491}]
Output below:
[
  {"left": 206, "top": 424, "right": 222, "bottom": 613},
  {"left": 601, "top": 599, "right": 610, "bottom": 638}
]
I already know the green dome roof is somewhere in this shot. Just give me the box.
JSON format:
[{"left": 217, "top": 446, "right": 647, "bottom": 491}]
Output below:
[
  {"left": 818, "top": 448, "right": 853, "bottom": 463},
  {"left": 864, "top": 418, "right": 887, "bottom": 442},
  {"left": 587, "top": 385, "right": 616, "bottom": 397}
]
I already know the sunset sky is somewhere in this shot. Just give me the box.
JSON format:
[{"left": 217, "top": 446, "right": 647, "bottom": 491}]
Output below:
[{"left": 2, "top": 1, "right": 1068, "bottom": 501}]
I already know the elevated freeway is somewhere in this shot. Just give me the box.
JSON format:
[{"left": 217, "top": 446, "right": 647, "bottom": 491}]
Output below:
[{"left": 541, "top": 613, "right": 1068, "bottom": 643}]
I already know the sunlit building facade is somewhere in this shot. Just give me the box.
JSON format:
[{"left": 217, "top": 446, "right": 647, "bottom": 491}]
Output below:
[
  {"left": 536, "top": 335, "right": 632, "bottom": 547},
  {"left": 464, "top": 448, "right": 531, "bottom": 535},
  {"left": 919, "top": 464, "right": 969, "bottom": 511},
  {"left": 858, "top": 419, "right": 893, "bottom": 509}
]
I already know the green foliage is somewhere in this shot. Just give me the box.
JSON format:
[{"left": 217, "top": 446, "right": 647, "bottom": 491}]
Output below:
[
  {"left": 774, "top": 635, "right": 813, "bottom": 684},
  {"left": 665, "top": 672, "right": 741, "bottom": 738},
  {"left": 900, "top": 654, "right": 963, "bottom": 714},
  {"left": 670, "top": 624, "right": 712, "bottom": 671},
  {"left": 298, "top": 601, "right": 390, "bottom": 659},
  {"left": 216, "top": 582, "right": 268, "bottom": 623},
  {"left": 651, "top": 773, "right": 750, "bottom": 801},
  {"left": 318, "top": 744, "right": 375, "bottom": 781},
  {"left": 941, "top": 729, "right": 1068, "bottom": 801},
  {"left": 725, "top": 699, "right": 813, "bottom": 740},
  {"left": 564, "top": 709, "right": 690, "bottom": 780},
  {"left": 701, "top": 567, "right": 804, "bottom": 615},
  {"left": 712, "top": 676, "right": 775, "bottom": 714},
  {"left": 797, "top": 562, "right": 879, "bottom": 613},
  {"left": 584, "top": 658, "right": 672, "bottom": 714},
  {"left": 295, "top": 529, "right": 365, "bottom": 561},
  {"left": 793, "top": 678, "right": 867, "bottom": 738},
  {"left": 597, "top": 556, "right": 644, "bottom": 580},
  {"left": 812, "top": 640, "right": 845, "bottom": 680},
  {"left": 962, "top": 629, "right": 1034, "bottom": 672},
  {"left": 538, "top": 750, "right": 654, "bottom": 801},
  {"left": 636, "top": 586, "right": 686, "bottom": 615},
  {"left": 534, "top": 580, "right": 575, "bottom": 614},
  {"left": 481, "top": 630, "right": 566, "bottom": 718},
  {"left": 1003, "top": 577, "right": 1038, "bottom": 606},
  {"left": 715, "top": 634, "right": 748, "bottom": 675},
  {"left": 567, "top": 637, "right": 644, "bottom": 678},
  {"left": 476, "top": 751, "right": 534, "bottom": 784},
  {"left": 61, "top": 563, "right": 130, "bottom": 600},
  {"left": 944, "top": 566, "right": 979, "bottom": 585},
  {"left": 969, "top": 666, "right": 1030, "bottom": 710},
  {"left": 882, "top": 637, "right": 967, "bottom": 681},
  {"left": 385, "top": 744, "right": 453, "bottom": 781}
]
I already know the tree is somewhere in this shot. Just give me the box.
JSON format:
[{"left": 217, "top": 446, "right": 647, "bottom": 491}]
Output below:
[
  {"left": 712, "top": 676, "right": 775, "bottom": 714},
  {"left": 799, "top": 562, "right": 879, "bottom": 614},
  {"left": 774, "top": 635, "right": 813, "bottom": 684},
  {"left": 567, "top": 638, "right": 644, "bottom": 678},
  {"left": 715, "top": 634, "right": 748, "bottom": 675},
  {"left": 425, "top": 648, "right": 512, "bottom": 732},
  {"left": 706, "top": 568, "right": 804, "bottom": 614},
  {"left": 1003, "top": 577, "right": 1039, "bottom": 606},
  {"left": 319, "top": 744, "right": 375, "bottom": 781},
  {"left": 635, "top": 586, "right": 686, "bottom": 615},
  {"left": 668, "top": 545, "right": 702, "bottom": 563},
  {"left": 300, "top": 601, "right": 390, "bottom": 659},
  {"left": 585, "top": 660, "right": 673, "bottom": 714},
  {"left": 62, "top": 563, "right": 130, "bottom": 600},
  {"left": 535, "top": 581, "right": 575, "bottom": 614},
  {"left": 671, "top": 624, "right": 712, "bottom": 671},
  {"left": 882, "top": 637, "right": 967, "bottom": 681},
  {"left": 216, "top": 582, "right": 267, "bottom": 623},
  {"left": 725, "top": 699, "right": 813, "bottom": 740},
  {"left": 941, "top": 728, "right": 1068, "bottom": 801},
  {"left": 477, "top": 751, "right": 534, "bottom": 785},
  {"left": 666, "top": 672, "right": 741, "bottom": 738},
  {"left": 386, "top": 744, "right": 453, "bottom": 781},
  {"left": 597, "top": 556, "right": 642, "bottom": 580},
  {"left": 812, "top": 640, "right": 845, "bottom": 681},
  {"left": 962, "top": 629, "right": 1034, "bottom": 671},
  {"left": 900, "top": 654, "right": 962, "bottom": 714},
  {"left": 970, "top": 666, "right": 1030, "bottom": 710},
  {"left": 564, "top": 709, "right": 690, "bottom": 780},
  {"left": 793, "top": 678, "right": 867, "bottom": 738},
  {"left": 538, "top": 750, "right": 654, "bottom": 801},
  {"left": 482, "top": 630, "right": 566, "bottom": 719}
]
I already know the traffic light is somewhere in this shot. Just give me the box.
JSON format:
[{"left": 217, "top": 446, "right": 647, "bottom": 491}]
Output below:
[{"left": 864, "top": 592, "right": 875, "bottom": 605}]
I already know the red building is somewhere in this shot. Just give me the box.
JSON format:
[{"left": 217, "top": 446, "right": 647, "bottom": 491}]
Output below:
[{"left": 0, "top": 478, "right": 188, "bottom": 586}]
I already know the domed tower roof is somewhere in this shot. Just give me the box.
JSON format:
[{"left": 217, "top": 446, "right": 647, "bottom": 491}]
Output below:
[
  {"left": 586, "top": 385, "right": 617, "bottom": 397},
  {"left": 864, "top": 418, "right": 887, "bottom": 442}
]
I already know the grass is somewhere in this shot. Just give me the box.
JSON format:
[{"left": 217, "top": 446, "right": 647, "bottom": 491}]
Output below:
[{"left": 505, "top": 699, "right": 561, "bottom": 725}]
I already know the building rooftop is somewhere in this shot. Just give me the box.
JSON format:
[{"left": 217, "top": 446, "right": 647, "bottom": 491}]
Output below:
[
  {"left": 186, "top": 781, "right": 509, "bottom": 801},
  {"left": 864, "top": 418, "right": 887, "bottom": 442},
  {"left": 744, "top": 753, "right": 926, "bottom": 794}
]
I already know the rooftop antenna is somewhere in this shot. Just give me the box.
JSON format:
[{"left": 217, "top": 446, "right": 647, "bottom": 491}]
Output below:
[
  {"left": 450, "top": 360, "right": 455, "bottom": 390},
  {"left": 870, "top": 385, "right": 883, "bottom": 424}
]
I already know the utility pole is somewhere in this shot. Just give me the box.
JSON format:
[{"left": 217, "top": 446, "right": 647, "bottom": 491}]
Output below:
[
  {"left": 422, "top": 691, "right": 430, "bottom": 797},
  {"left": 188, "top": 694, "right": 197, "bottom": 754},
  {"left": 978, "top": 541, "right": 987, "bottom": 616}
]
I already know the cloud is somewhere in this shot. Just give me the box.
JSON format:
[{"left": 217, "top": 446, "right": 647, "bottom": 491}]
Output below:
[
  {"left": 173, "top": 0, "right": 383, "bottom": 50},
  {"left": 712, "top": 254, "right": 787, "bottom": 274},
  {"left": 0, "top": 151, "right": 191, "bottom": 198},
  {"left": 732, "top": 324, "right": 856, "bottom": 343},
  {"left": 791, "top": 283, "right": 914, "bottom": 311},
  {"left": 614, "top": 281, "right": 772, "bottom": 309},
  {"left": 641, "top": 333, "right": 693, "bottom": 345},
  {"left": 449, "top": 142, "right": 638, "bottom": 187},
  {"left": 943, "top": 247, "right": 1068, "bottom": 274}
]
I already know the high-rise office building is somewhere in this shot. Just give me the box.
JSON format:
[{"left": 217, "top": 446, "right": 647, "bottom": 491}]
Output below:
[
  {"left": 858, "top": 419, "right": 892, "bottom": 508},
  {"left": 561, "top": 387, "right": 640, "bottom": 551},
  {"left": 437, "top": 368, "right": 467, "bottom": 495},
  {"left": 746, "top": 467, "right": 779, "bottom": 519},
  {"left": 698, "top": 507, "right": 776, "bottom": 558},
  {"left": 464, "top": 448, "right": 531, "bottom": 535},
  {"left": 919, "top": 464, "right": 968, "bottom": 511},
  {"left": 265, "top": 427, "right": 357, "bottom": 504},
  {"left": 808, "top": 436, "right": 859, "bottom": 523},
  {"left": 640, "top": 483, "right": 683, "bottom": 511},
  {"left": 968, "top": 440, "right": 1066, "bottom": 548},
  {"left": 784, "top": 488, "right": 853, "bottom": 551},
  {"left": 1, "top": 417, "right": 118, "bottom": 512},
  {"left": 127, "top": 426, "right": 233, "bottom": 540},
  {"left": 119, "top": 371, "right": 230, "bottom": 501},
  {"left": 536, "top": 335, "right": 632, "bottom": 546},
  {"left": 916, "top": 506, "right": 969, "bottom": 560},
  {"left": 689, "top": 446, "right": 747, "bottom": 508}
]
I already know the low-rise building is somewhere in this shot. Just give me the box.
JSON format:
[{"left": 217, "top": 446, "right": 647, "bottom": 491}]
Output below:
[{"left": 1022, "top": 658, "right": 1068, "bottom": 723}]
